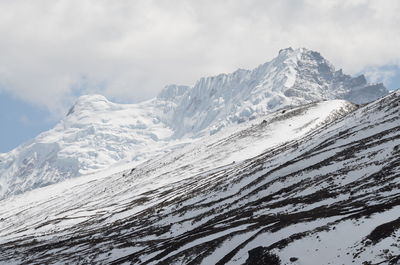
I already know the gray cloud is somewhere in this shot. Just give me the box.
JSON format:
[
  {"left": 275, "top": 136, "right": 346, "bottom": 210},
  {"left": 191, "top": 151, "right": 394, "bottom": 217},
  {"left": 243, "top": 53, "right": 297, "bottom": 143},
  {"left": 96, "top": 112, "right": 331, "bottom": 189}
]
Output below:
[{"left": 0, "top": 0, "right": 399, "bottom": 116}]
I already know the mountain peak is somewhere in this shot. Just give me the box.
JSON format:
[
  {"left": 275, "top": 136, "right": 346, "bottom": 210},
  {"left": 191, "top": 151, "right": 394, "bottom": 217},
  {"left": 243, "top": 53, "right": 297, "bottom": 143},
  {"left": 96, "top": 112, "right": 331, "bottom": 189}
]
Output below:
[
  {"left": 278, "top": 46, "right": 295, "bottom": 55},
  {"left": 76, "top": 94, "right": 109, "bottom": 103},
  {"left": 67, "top": 94, "right": 111, "bottom": 116},
  {"left": 276, "top": 47, "right": 329, "bottom": 66},
  {"left": 277, "top": 47, "right": 314, "bottom": 58}
]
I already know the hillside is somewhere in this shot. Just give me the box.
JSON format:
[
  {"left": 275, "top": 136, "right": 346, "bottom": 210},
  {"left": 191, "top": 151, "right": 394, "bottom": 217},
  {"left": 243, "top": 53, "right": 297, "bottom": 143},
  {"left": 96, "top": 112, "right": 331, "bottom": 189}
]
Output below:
[{"left": 0, "top": 90, "right": 399, "bottom": 264}]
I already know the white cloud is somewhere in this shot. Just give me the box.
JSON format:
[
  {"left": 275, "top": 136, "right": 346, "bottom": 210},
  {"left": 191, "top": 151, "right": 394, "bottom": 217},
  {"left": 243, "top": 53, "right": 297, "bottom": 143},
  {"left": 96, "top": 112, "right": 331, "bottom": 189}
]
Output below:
[
  {"left": 0, "top": 0, "right": 399, "bottom": 116},
  {"left": 363, "top": 67, "right": 396, "bottom": 84}
]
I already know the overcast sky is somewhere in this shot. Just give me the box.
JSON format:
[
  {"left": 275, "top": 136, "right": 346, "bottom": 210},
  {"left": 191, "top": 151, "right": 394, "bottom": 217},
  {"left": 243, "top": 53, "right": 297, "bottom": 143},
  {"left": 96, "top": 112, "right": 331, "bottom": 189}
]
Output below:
[{"left": 1, "top": 0, "right": 400, "bottom": 152}]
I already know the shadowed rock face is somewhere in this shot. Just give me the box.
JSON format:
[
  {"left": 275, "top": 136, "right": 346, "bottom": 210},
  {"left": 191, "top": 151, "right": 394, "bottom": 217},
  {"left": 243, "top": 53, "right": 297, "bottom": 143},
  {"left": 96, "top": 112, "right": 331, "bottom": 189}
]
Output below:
[{"left": 0, "top": 90, "right": 399, "bottom": 265}]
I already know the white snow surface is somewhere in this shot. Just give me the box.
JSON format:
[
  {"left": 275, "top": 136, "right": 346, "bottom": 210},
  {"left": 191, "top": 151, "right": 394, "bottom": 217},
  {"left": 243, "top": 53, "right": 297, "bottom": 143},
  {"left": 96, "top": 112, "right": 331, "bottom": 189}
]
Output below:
[{"left": 0, "top": 48, "right": 388, "bottom": 199}]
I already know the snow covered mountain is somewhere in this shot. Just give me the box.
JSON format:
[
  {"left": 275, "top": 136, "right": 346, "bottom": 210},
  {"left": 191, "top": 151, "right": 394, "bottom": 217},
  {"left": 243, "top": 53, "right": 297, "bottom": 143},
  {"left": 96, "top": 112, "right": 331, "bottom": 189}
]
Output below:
[
  {"left": 0, "top": 95, "right": 178, "bottom": 199},
  {"left": 160, "top": 47, "right": 388, "bottom": 137},
  {"left": 0, "top": 47, "right": 388, "bottom": 199},
  {"left": 0, "top": 90, "right": 398, "bottom": 265}
]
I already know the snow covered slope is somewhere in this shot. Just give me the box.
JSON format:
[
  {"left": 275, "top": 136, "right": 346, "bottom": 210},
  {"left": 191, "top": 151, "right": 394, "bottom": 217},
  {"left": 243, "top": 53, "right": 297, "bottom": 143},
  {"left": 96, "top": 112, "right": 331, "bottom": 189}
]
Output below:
[
  {"left": 0, "top": 95, "right": 179, "bottom": 198},
  {"left": 0, "top": 48, "right": 388, "bottom": 199},
  {"left": 1, "top": 90, "right": 399, "bottom": 265}
]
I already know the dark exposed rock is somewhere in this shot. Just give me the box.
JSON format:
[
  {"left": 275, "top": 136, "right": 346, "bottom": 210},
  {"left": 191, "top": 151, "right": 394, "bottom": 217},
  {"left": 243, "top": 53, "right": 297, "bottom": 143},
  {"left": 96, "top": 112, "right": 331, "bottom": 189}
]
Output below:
[
  {"left": 245, "top": 247, "right": 281, "bottom": 265},
  {"left": 367, "top": 217, "right": 400, "bottom": 244}
]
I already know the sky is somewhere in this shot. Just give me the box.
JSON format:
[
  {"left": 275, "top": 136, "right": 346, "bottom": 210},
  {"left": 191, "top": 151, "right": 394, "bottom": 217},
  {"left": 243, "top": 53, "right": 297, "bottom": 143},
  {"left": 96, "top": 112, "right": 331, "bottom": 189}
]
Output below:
[{"left": 0, "top": 0, "right": 400, "bottom": 152}]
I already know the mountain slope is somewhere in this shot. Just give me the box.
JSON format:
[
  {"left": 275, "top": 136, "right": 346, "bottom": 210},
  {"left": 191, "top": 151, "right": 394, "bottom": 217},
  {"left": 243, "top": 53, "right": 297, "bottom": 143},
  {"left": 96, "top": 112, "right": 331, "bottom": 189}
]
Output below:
[
  {"left": 0, "top": 95, "right": 178, "bottom": 198},
  {"left": 0, "top": 91, "right": 399, "bottom": 264},
  {"left": 0, "top": 48, "right": 388, "bottom": 199}
]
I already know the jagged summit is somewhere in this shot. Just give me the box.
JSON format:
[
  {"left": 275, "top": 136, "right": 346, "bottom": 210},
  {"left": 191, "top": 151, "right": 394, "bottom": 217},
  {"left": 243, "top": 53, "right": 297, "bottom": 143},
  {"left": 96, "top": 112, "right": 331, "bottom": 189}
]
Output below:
[
  {"left": 0, "top": 47, "right": 389, "bottom": 199},
  {"left": 278, "top": 46, "right": 294, "bottom": 54}
]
